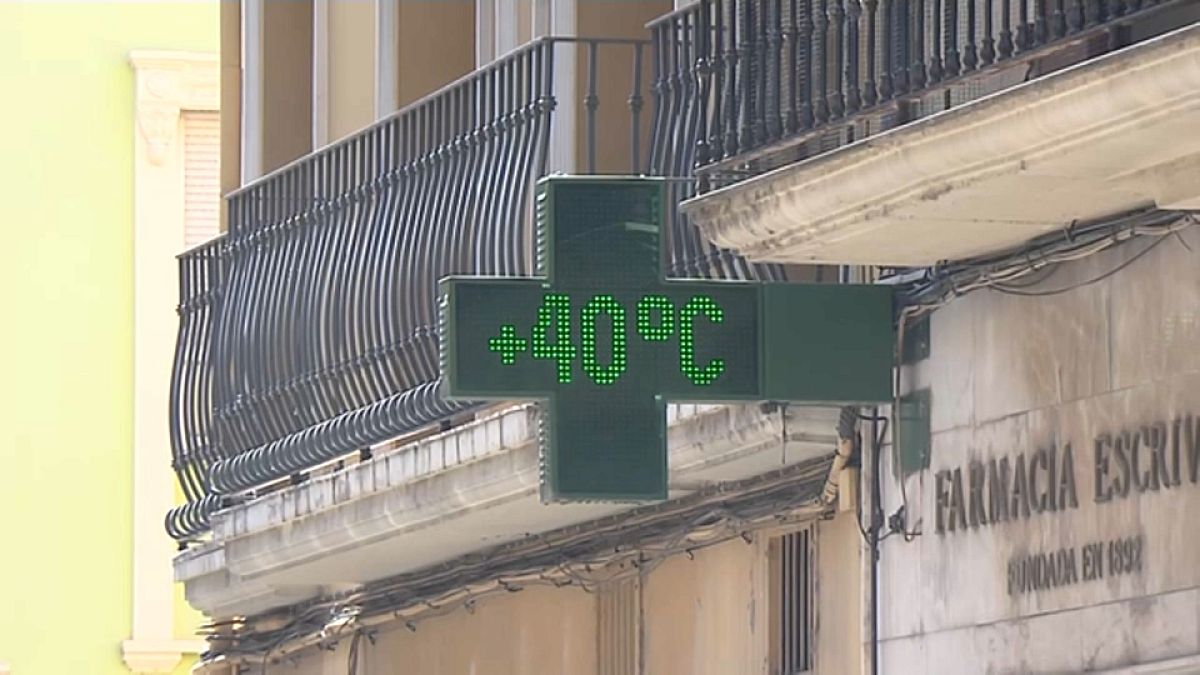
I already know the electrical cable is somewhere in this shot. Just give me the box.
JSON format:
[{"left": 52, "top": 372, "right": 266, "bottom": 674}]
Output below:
[
  {"left": 853, "top": 415, "right": 889, "bottom": 546},
  {"left": 894, "top": 211, "right": 1195, "bottom": 321},
  {"left": 868, "top": 407, "right": 881, "bottom": 675},
  {"left": 992, "top": 261, "right": 1062, "bottom": 288},
  {"left": 990, "top": 233, "right": 1169, "bottom": 296}
]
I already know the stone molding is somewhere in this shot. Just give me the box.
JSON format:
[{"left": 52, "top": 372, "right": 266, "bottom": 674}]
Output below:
[
  {"left": 121, "top": 639, "right": 208, "bottom": 674},
  {"left": 130, "top": 51, "right": 219, "bottom": 165}
]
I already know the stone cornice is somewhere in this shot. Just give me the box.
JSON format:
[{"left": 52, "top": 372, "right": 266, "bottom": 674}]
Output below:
[
  {"left": 121, "top": 639, "right": 207, "bottom": 673},
  {"left": 129, "top": 51, "right": 218, "bottom": 165}
]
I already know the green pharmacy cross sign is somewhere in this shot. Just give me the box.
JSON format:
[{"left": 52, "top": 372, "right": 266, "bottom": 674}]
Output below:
[{"left": 439, "top": 177, "right": 894, "bottom": 502}]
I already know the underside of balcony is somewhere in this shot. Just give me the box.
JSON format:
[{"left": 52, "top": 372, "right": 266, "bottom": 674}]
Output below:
[{"left": 681, "top": 21, "right": 1200, "bottom": 266}]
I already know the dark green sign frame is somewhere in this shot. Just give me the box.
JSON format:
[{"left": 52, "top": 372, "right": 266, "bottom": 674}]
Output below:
[{"left": 439, "top": 177, "right": 893, "bottom": 502}]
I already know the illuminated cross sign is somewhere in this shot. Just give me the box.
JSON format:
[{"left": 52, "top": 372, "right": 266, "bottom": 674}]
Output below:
[{"left": 439, "top": 177, "right": 893, "bottom": 502}]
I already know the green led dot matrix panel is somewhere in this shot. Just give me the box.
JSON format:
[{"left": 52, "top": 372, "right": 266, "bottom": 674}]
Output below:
[{"left": 439, "top": 176, "right": 894, "bottom": 503}]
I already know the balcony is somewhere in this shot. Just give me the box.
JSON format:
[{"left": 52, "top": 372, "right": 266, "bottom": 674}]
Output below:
[
  {"left": 651, "top": 0, "right": 1200, "bottom": 264},
  {"left": 167, "top": 36, "right": 791, "bottom": 541}
]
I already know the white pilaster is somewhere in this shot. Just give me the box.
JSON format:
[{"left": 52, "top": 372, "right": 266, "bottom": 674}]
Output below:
[
  {"left": 313, "top": 0, "right": 330, "bottom": 148},
  {"left": 534, "top": 0, "right": 576, "bottom": 173},
  {"left": 495, "top": 0, "right": 520, "bottom": 57},
  {"left": 126, "top": 50, "right": 216, "bottom": 673},
  {"left": 240, "top": 0, "right": 264, "bottom": 182},
  {"left": 375, "top": 0, "right": 399, "bottom": 117},
  {"left": 476, "top": 0, "right": 496, "bottom": 66}
]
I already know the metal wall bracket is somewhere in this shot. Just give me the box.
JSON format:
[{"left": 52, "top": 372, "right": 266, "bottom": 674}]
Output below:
[
  {"left": 901, "top": 314, "right": 931, "bottom": 365},
  {"left": 896, "top": 388, "right": 931, "bottom": 477}
]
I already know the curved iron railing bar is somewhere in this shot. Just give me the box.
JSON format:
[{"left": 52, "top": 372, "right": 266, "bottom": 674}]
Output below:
[
  {"left": 290, "top": 162, "right": 320, "bottom": 429},
  {"left": 179, "top": 252, "right": 206, "bottom": 500},
  {"left": 335, "top": 138, "right": 366, "bottom": 435},
  {"left": 653, "top": 20, "right": 684, "bottom": 274},
  {"left": 362, "top": 128, "right": 397, "bottom": 430},
  {"left": 258, "top": 179, "right": 290, "bottom": 442},
  {"left": 240, "top": 188, "right": 269, "bottom": 449},
  {"left": 264, "top": 175, "right": 290, "bottom": 438},
  {"left": 315, "top": 149, "right": 350, "bottom": 429},
  {"left": 199, "top": 244, "right": 223, "bottom": 469},
  {"left": 503, "top": 49, "right": 530, "bottom": 275},
  {"left": 215, "top": 201, "right": 246, "bottom": 454},
  {"left": 390, "top": 118, "right": 419, "bottom": 395},
  {"left": 443, "top": 82, "right": 471, "bottom": 284},
  {"left": 171, "top": 248, "right": 202, "bottom": 502},
  {"left": 244, "top": 185, "right": 269, "bottom": 444},
  {"left": 510, "top": 47, "right": 547, "bottom": 274},
  {"left": 347, "top": 137, "right": 380, "bottom": 410},
  {"left": 325, "top": 144, "right": 355, "bottom": 416},
  {"left": 415, "top": 106, "right": 442, "bottom": 386},
  {"left": 369, "top": 126, "right": 400, "bottom": 408},
  {"left": 167, "top": 238, "right": 226, "bottom": 537},
  {"left": 380, "top": 122, "right": 412, "bottom": 392}
]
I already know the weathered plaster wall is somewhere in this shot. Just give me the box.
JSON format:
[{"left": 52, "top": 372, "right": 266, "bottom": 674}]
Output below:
[
  {"left": 817, "top": 512, "right": 866, "bottom": 675},
  {"left": 366, "top": 585, "right": 598, "bottom": 674},
  {"left": 261, "top": 519, "right": 864, "bottom": 674},
  {"left": 877, "top": 227, "right": 1200, "bottom": 673},
  {"left": 642, "top": 535, "right": 770, "bottom": 675}
]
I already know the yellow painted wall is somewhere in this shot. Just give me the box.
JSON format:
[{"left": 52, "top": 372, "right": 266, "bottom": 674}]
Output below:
[
  {"left": 642, "top": 537, "right": 771, "bottom": 674},
  {"left": 0, "top": 2, "right": 216, "bottom": 673},
  {"left": 221, "top": 0, "right": 241, "bottom": 200},
  {"left": 815, "top": 512, "right": 865, "bottom": 675}
]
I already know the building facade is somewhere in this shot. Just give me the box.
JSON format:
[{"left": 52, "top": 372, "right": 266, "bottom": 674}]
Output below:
[
  {"left": 173, "top": 0, "right": 1200, "bottom": 673},
  {"left": 0, "top": 3, "right": 218, "bottom": 673},
  {"left": 874, "top": 214, "right": 1200, "bottom": 672},
  {"left": 680, "top": 8, "right": 1200, "bottom": 670}
]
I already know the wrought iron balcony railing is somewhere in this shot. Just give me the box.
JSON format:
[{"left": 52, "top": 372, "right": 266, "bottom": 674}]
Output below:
[
  {"left": 167, "top": 36, "right": 783, "bottom": 540},
  {"left": 650, "top": 0, "right": 1196, "bottom": 183}
]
